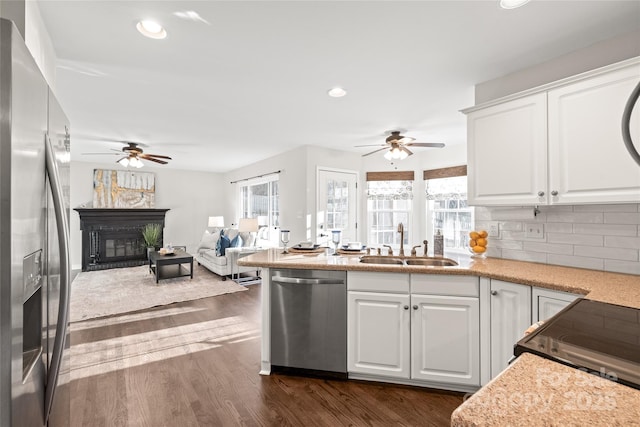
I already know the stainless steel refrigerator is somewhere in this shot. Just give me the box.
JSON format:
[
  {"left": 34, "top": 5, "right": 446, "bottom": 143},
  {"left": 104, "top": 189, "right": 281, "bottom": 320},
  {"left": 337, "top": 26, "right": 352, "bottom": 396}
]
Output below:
[{"left": 0, "top": 18, "right": 71, "bottom": 426}]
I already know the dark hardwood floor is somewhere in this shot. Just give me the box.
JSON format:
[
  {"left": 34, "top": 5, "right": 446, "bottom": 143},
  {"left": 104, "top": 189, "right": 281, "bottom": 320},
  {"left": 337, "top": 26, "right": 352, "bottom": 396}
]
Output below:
[{"left": 69, "top": 284, "right": 463, "bottom": 426}]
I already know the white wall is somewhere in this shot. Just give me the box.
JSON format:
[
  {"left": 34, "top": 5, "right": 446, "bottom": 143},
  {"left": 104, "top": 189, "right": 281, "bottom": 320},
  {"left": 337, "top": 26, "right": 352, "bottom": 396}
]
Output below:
[
  {"left": 24, "top": 1, "right": 57, "bottom": 88},
  {"left": 475, "top": 29, "right": 640, "bottom": 104},
  {"left": 70, "top": 161, "right": 223, "bottom": 270}
]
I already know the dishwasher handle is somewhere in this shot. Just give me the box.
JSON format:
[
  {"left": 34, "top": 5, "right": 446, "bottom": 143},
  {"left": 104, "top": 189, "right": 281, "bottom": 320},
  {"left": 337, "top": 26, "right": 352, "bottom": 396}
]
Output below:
[{"left": 271, "top": 276, "right": 345, "bottom": 285}]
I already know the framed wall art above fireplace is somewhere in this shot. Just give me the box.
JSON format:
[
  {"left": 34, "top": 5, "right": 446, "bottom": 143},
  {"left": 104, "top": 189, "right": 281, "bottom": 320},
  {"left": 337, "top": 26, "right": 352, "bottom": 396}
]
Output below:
[{"left": 93, "top": 169, "right": 155, "bottom": 208}]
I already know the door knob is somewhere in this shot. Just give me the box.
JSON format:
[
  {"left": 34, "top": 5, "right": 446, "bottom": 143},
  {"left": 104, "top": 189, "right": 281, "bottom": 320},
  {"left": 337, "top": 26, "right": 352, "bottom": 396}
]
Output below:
[{"left": 491, "top": 290, "right": 498, "bottom": 296}]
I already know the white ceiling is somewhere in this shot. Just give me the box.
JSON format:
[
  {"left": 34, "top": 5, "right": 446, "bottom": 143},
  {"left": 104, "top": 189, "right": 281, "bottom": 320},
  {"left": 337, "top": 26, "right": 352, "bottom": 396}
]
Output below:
[{"left": 37, "top": 1, "right": 640, "bottom": 173}]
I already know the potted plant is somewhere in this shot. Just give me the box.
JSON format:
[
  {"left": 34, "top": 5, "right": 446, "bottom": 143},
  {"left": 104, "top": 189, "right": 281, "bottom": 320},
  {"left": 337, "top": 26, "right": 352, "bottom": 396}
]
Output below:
[{"left": 141, "top": 223, "right": 162, "bottom": 258}]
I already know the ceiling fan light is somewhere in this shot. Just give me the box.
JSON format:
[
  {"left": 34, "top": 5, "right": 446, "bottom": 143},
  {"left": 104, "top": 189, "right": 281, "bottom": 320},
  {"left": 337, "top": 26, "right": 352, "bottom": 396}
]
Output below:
[
  {"left": 136, "top": 20, "right": 167, "bottom": 39},
  {"left": 118, "top": 157, "right": 129, "bottom": 167},
  {"left": 499, "top": 0, "right": 531, "bottom": 9},
  {"left": 398, "top": 150, "right": 409, "bottom": 160},
  {"left": 327, "top": 87, "right": 347, "bottom": 98},
  {"left": 131, "top": 157, "right": 144, "bottom": 168},
  {"left": 383, "top": 150, "right": 393, "bottom": 161}
]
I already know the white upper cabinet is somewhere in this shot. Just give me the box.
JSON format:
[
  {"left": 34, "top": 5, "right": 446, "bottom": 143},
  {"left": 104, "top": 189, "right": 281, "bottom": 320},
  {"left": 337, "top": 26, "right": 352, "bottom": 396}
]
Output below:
[
  {"left": 465, "top": 58, "right": 640, "bottom": 206},
  {"left": 548, "top": 65, "right": 640, "bottom": 204},
  {"left": 467, "top": 93, "right": 548, "bottom": 206}
]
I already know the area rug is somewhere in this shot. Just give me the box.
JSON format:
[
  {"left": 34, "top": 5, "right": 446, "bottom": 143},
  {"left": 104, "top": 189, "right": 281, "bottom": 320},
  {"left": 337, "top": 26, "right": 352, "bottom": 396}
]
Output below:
[{"left": 70, "top": 263, "right": 247, "bottom": 322}]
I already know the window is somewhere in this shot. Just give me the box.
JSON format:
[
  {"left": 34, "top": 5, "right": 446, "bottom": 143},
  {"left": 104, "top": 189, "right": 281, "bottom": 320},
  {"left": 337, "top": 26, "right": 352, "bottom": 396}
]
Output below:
[
  {"left": 425, "top": 167, "right": 473, "bottom": 255},
  {"left": 366, "top": 172, "right": 413, "bottom": 249},
  {"left": 240, "top": 177, "right": 279, "bottom": 239}
]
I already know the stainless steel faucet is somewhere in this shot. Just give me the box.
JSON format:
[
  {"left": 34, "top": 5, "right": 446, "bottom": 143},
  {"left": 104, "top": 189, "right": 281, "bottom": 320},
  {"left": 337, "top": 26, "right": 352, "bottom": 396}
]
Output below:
[{"left": 398, "top": 223, "right": 405, "bottom": 256}]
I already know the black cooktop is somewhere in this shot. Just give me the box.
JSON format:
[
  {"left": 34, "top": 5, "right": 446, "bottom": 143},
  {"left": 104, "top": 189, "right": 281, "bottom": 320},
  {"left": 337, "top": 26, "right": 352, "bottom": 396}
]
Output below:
[{"left": 514, "top": 298, "right": 640, "bottom": 390}]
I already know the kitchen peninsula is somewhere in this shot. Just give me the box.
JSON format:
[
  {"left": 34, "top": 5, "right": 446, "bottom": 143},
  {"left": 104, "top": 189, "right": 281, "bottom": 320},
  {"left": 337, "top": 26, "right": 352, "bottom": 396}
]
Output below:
[{"left": 238, "top": 250, "right": 640, "bottom": 426}]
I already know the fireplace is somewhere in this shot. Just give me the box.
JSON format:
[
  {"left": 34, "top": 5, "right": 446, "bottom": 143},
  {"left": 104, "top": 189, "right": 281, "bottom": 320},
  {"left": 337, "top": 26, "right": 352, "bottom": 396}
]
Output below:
[{"left": 75, "top": 208, "right": 169, "bottom": 271}]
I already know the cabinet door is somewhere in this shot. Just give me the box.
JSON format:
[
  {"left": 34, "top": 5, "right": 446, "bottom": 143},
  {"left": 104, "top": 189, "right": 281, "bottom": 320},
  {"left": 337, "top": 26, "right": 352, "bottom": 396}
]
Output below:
[
  {"left": 411, "top": 294, "right": 480, "bottom": 386},
  {"left": 490, "top": 280, "right": 531, "bottom": 378},
  {"left": 347, "top": 292, "right": 410, "bottom": 378},
  {"left": 466, "top": 93, "right": 548, "bottom": 206},
  {"left": 532, "top": 287, "right": 580, "bottom": 323},
  {"left": 548, "top": 64, "right": 640, "bottom": 204}
]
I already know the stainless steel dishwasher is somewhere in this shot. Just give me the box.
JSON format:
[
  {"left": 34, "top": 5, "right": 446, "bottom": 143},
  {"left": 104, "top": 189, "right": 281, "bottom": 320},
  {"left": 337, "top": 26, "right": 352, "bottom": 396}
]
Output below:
[{"left": 270, "top": 268, "right": 347, "bottom": 376}]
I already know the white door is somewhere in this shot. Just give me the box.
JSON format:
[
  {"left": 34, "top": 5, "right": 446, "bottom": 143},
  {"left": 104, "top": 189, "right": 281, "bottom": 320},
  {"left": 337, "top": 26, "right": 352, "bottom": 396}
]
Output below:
[
  {"left": 411, "top": 294, "right": 480, "bottom": 386},
  {"left": 532, "top": 287, "right": 579, "bottom": 323},
  {"left": 317, "top": 169, "right": 357, "bottom": 246},
  {"left": 347, "top": 291, "right": 410, "bottom": 379},
  {"left": 466, "top": 93, "right": 548, "bottom": 206},
  {"left": 489, "top": 280, "right": 531, "bottom": 378},
  {"left": 548, "top": 64, "right": 640, "bottom": 204}
]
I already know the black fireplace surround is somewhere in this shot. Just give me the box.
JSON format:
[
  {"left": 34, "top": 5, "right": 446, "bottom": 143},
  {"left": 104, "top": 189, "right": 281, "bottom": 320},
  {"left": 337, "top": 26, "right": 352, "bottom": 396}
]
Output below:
[{"left": 75, "top": 208, "right": 169, "bottom": 271}]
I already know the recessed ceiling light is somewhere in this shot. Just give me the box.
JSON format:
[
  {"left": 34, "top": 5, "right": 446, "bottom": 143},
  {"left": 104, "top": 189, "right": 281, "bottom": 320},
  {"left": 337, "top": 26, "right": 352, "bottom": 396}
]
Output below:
[
  {"left": 328, "top": 87, "right": 347, "bottom": 98},
  {"left": 136, "top": 20, "right": 167, "bottom": 39},
  {"left": 500, "top": 0, "right": 531, "bottom": 9}
]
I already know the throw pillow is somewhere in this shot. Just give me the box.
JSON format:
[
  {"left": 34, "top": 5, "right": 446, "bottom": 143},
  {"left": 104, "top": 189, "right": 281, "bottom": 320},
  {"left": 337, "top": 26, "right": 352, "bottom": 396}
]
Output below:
[
  {"left": 230, "top": 234, "right": 243, "bottom": 248},
  {"left": 218, "top": 234, "right": 231, "bottom": 256},
  {"left": 239, "top": 231, "right": 256, "bottom": 247},
  {"left": 197, "top": 230, "right": 220, "bottom": 253}
]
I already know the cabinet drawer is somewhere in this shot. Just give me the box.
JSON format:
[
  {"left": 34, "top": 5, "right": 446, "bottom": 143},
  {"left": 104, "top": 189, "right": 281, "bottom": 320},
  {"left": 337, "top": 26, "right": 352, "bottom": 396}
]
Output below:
[
  {"left": 347, "top": 271, "right": 409, "bottom": 293},
  {"left": 410, "top": 274, "right": 479, "bottom": 297}
]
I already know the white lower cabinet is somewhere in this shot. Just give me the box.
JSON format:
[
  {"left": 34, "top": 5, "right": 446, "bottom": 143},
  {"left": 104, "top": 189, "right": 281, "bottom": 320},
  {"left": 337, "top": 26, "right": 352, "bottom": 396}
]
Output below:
[
  {"left": 411, "top": 294, "right": 480, "bottom": 386},
  {"left": 532, "top": 287, "right": 580, "bottom": 323},
  {"left": 347, "top": 291, "right": 410, "bottom": 379},
  {"left": 489, "top": 280, "right": 531, "bottom": 378},
  {"left": 347, "top": 272, "right": 480, "bottom": 389}
]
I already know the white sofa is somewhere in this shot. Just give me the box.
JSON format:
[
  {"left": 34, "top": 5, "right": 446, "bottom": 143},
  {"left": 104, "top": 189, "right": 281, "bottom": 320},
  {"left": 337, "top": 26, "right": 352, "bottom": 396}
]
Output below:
[{"left": 194, "top": 227, "right": 268, "bottom": 280}]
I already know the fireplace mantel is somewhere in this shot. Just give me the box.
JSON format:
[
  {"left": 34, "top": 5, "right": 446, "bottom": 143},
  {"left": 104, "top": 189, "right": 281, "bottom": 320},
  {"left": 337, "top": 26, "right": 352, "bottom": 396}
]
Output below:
[{"left": 74, "top": 208, "right": 170, "bottom": 271}]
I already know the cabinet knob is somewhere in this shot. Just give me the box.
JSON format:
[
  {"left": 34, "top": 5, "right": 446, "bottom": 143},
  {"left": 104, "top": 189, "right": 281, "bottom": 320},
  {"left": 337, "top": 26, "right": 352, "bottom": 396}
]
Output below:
[
  {"left": 413, "top": 305, "right": 418, "bottom": 310},
  {"left": 537, "top": 191, "right": 545, "bottom": 197},
  {"left": 551, "top": 190, "right": 558, "bottom": 196},
  {"left": 404, "top": 305, "right": 409, "bottom": 310},
  {"left": 491, "top": 290, "right": 498, "bottom": 296}
]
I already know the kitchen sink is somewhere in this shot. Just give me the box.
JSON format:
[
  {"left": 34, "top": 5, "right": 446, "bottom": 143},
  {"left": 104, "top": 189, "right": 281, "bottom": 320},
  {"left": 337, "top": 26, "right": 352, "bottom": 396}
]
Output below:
[
  {"left": 404, "top": 257, "right": 458, "bottom": 267},
  {"left": 358, "top": 256, "right": 458, "bottom": 267},
  {"left": 358, "top": 256, "right": 404, "bottom": 265}
]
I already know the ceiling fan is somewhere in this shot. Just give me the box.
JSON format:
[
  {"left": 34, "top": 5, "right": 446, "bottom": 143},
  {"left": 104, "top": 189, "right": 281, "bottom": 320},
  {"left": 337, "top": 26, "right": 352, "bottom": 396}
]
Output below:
[
  {"left": 83, "top": 141, "right": 172, "bottom": 167},
  {"left": 356, "top": 131, "right": 445, "bottom": 160}
]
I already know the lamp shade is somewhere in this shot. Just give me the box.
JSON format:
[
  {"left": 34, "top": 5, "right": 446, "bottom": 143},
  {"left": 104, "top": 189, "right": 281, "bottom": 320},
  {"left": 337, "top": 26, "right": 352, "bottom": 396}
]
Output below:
[
  {"left": 208, "top": 216, "right": 224, "bottom": 227},
  {"left": 238, "top": 217, "right": 259, "bottom": 233}
]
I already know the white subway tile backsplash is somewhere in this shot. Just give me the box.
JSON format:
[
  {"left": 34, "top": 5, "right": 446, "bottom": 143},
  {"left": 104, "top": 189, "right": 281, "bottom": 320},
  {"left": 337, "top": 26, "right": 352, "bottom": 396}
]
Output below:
[
  {"left": 604, "top": 260, "right": 640, "bottom": 275},
  {"left": 548, "top": 233, "right": 603, "bottom": 246},
  {"left": 604, "top": 236, "right": 640, "bottom": 250},
  {"left": 546, "top": 212, "right": 603, "bottom": 223},
  {"left": 573, "top": 223, "right": 637, "bottom": 236},
  {"left": 501, "top": 249, "right": 548, "bottom": 264},
  {"left": 574, "top": 204, "right": 639, "bottom": 213},
  {"left": 548, "top": 254, "right": 604, "bottom": 270},
  {"left": 604, "top": 212, "right": 640, "bottom": 225},
  {"left": 480, "top": 203, "right": 640, "bottom": 276},
  {"left": 545, "top": 223, "right": 573, "bottom": 233},
  {"left": 524, "top": 241, "right": 574, "bottom": 255},
  {"left": 574, "top": 246, "right": 638, "bottom": 261}
]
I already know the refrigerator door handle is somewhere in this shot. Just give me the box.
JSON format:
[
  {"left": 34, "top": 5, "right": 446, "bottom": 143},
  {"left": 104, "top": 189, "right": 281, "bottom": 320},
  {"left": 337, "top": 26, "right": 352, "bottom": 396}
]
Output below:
[{"left": 44, "top": 133, "right": 71, "bottom": 423}]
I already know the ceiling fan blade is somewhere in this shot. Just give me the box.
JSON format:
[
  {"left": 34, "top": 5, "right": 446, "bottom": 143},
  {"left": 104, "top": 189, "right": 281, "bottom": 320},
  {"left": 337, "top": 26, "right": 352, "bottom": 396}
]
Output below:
[
  {"left": 406, "top": 142, "right": 445, "bottom": 148},
  {"left": 402, "top": 146, "right": 414, "bottom": 156},
  {"left": 362, "top": 147, "right": 389, "bottom": 157},
  {"left": 141, "top": 153, "right": 172, "bottom": 160},
  {"left": 354, "top": 144, "right": 386, "bottom": 148},
  {"left": 141, "top": 156, "right": 168, "bottom": 165},
  {"left": 81, "top": 152, "right": 120, "bottom": 155}
]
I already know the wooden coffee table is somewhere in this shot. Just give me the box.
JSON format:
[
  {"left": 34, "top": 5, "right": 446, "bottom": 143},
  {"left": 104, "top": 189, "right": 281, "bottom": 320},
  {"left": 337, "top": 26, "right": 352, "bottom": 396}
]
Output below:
[{"left": 148, "top": 249, "right": 194, "bottom": 284}]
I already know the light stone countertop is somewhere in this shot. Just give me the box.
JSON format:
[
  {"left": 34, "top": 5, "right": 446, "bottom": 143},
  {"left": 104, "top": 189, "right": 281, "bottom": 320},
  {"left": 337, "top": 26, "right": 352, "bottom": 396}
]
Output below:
[
  {"left": 238, "top": 248, "right": 640, "bottom": 308},
  {"left": 239, "top": 249, "right": 640, "bottom": 425}
]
